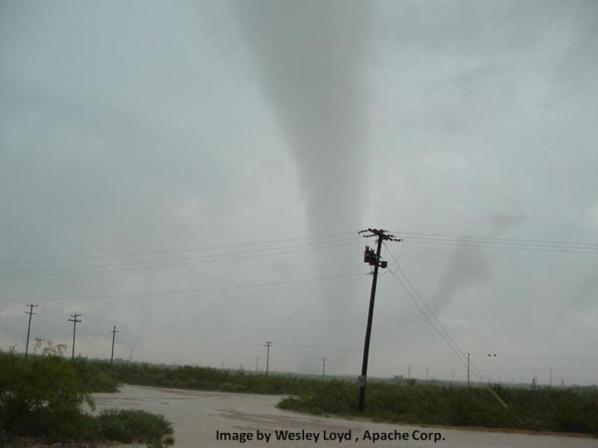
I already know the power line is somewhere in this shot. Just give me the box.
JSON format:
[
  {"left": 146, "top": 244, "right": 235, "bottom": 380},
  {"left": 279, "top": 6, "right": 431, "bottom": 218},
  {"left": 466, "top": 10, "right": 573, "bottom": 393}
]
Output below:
[
  {"left": 0, "top": 238, "right": 358, "bottom": 279},
  {"left": 395, "top": 231, "right": 598, "bottom": 250},
  {"left": 393, "top": 231, "right": 598, "bottom": 255},
  {"left": 0, "top": 231, "right": 357, "bottom": 266},
  {"left": 1, "top": 271, "right": 366, "bottom": 304},
  {"left": 383, "top": 242, "right": 510, "bottom": 409}
]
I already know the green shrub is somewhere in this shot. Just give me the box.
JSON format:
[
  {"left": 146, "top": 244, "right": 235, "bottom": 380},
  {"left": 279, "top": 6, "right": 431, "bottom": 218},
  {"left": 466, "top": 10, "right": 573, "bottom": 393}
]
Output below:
[
  {"left": 0, "top": 351, "right": 93, "bottom": 441},
  {"left": 0, "top": 352, "right": 174, "bottom": 446},
  {"left": 97, "top": 409, "right": 174, "bottom": 448}
]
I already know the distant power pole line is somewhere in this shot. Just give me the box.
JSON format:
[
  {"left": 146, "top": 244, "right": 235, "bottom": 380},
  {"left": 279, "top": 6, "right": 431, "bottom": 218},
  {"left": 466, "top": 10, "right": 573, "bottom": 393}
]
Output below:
[
  {"left": 357, "top": 228, "right": 401, "bottom": 412},
  {"left": 68, "top": 313, "right": 82, "bottom": 360},
  {"left": 264, "top": 341, "right": 272, "bottom": 375},
  {"left": 110, "top": 325, "right": 119, "bottom": 366},
  {"left": 24, "top": 304, "right": 38, "bottom": 359},
  {"left": 322, "top": 357, "right": 327, "bottom": 380}
]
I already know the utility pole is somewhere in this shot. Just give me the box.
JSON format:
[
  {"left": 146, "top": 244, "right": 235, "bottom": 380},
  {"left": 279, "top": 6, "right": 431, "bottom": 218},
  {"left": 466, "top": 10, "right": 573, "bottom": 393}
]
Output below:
[
  {"left": 68, "top": 313, "right": 82, "bottom": 360},
  {"left": 24, "top": 304, "right": 38, "bottom": 359},
  {"left": 467, "top": 352, "right": 470, "bottom": 387},
  {"left": 255, "top": 357, "right": 259, "bottom": 374},
  {"left": 110, "top": 325, "right": 119, "bottom": 366},
  {"left": 322, "top": 357, "right": 327, "bottom": 380},
  {"left": 357, "top": 228, "right": 401, "bottom": 412},
  {"left": 407, "top": 364, "right": 411, "bottom": 380},
  {"left": 264, "top": 341, "right": 272, "bottom": 375}
]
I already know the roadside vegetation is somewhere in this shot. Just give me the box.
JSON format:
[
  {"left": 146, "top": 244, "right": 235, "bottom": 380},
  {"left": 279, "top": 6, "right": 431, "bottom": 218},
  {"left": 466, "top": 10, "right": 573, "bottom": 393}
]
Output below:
[
  {"left": 106, "top": 361, "right": 598, "bottom": 437},
  {"left": 277, "top": 380, "right": 598, "bottom": 436},
  {"left": 0, "top": 346, "right": 173, "bottom": 447},
  {"left": 110, "top": 362, "right": 317, "bottom": 394}
]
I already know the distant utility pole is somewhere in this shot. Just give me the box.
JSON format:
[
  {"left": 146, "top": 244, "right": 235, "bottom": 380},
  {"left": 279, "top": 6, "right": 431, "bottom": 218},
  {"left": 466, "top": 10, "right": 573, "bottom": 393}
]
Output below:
[
  {"left": 264, "top": 341, "right": 272, "bottom": 375},
  {"left": 322, "top": 357, "right": 327, "bottom": 380},
  {"left": 68, "top": 313, "right": 82, "bottom": 360},
  {"left": 549, "top": 369, "right": 552, "bottom": 387},
  {"left": 357, "top": 228, "right": 401, "bottom": 412},
  {"left": 24, "top": 304, "right": 39, "bottom": 358},
  {"left": 110, "top": 325, "right": 119, "bottom": 366},
  {"left": 255, "top": 357, "right": 259, "bottom": 374},
  {"left": 467, "top": 352, "right": 470, "bottom": 386},
  {"left": 407, "top": 365, "right": 411, "bottom": 380}
]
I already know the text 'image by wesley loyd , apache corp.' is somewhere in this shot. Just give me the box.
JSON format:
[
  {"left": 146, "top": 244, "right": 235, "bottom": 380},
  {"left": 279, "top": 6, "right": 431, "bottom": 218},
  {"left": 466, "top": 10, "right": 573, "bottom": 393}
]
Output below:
[{"left": 216, "top": 428, "right": 445, "bottom": 444}]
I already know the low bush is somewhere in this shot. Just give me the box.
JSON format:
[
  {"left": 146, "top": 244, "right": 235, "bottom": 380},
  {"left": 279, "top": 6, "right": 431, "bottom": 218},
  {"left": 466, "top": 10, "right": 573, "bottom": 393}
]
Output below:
[
  {"left": 0, "top": 351, "right": 93, "bottom": 441},
  {"left": 0, "top": 351, "right": 173, "bottom": 446},
  {"left": 96, "top": 409, "right": 174, "bottom": 447}
]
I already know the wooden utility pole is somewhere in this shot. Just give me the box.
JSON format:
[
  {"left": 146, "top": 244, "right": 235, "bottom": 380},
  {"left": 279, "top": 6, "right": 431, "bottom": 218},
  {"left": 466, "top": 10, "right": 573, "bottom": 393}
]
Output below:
[
  {"left": 24, "top": 304, "right": 38, "bottom": 358},
  {"left": 110, "top": 325, "right": 119, "bottom": 365},
  {"left": 357, "top": 228, "right": 400, "bottom": 412},
  {"left": 68, "top": 313, "right": 82, "bottom": 360},
  {"left": 264, "top": 341, "right": 272, "bottom": 375}
]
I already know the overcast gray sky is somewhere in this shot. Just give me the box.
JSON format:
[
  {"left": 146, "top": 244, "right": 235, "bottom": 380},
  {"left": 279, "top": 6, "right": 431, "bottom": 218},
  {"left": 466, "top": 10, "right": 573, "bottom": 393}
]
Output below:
[{"left": 1, "top": 0, "right": 598, "bottom": 385}]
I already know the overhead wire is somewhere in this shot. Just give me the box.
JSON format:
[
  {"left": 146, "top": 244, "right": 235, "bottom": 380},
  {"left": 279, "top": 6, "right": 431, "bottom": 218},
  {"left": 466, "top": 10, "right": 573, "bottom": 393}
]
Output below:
[
  {"left": 1, "top": 271, "right": 367, "bottom": 304},
  {"left": 0, "top": 231, "right": 358, "bottom": 266},
  {"left": 393, "top": 231, "right": 598, "bottom": 255},
  {"left": 383, "top": 242, "right": 511, "bottom": 410},
  {"left": 0, "top": 238, "right": 358, "bottom": 279}
]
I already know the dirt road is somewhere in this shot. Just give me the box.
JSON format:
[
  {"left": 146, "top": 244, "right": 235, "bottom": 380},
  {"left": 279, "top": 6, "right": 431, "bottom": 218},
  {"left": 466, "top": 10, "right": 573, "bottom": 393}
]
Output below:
[{"left": 93, "top": 385, "right": 598, "bottom": 448}]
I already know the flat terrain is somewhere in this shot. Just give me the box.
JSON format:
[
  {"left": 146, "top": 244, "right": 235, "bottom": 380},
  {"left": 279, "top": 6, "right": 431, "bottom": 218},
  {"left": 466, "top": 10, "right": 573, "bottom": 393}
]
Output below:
[{"left": 93, "top": 385, "right": 598, "bottom": 448}]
